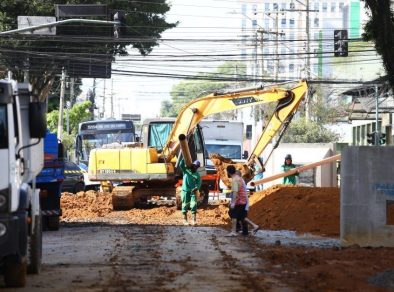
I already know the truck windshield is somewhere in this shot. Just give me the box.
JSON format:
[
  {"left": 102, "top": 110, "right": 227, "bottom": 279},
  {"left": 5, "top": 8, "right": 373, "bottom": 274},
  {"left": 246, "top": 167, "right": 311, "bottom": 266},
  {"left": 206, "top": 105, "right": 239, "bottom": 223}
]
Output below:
[
  {"left": 148, "top": 122, "right": 173, "bottom": 151},
  {"left": 81, "top": 132, "right": 134, "bottom": 160},
  {"left": 76, "top": 120, "right": 136, "bottom": 164},
  {"left": 0, "top": 106, "right": 7, "bottom": 149},
  {"left": 206, "top": 144, "right": 241, "bottom": 159}
]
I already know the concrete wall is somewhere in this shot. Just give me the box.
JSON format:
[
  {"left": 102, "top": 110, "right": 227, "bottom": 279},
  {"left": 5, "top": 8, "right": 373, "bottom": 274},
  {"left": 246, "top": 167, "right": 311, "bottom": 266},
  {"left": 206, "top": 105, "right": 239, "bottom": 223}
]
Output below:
[
  {"left": 341, "top": 146, "right": 394, "bottom": 247},
  {"left": 262, "top": 143, "right": 338, "bottom": 188}
]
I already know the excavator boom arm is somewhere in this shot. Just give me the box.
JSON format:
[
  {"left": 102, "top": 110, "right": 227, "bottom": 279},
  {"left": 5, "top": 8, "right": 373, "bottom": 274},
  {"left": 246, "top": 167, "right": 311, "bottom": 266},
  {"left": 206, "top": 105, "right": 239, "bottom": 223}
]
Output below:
[
  {"left": 161, "top": 80, "right": 308, "bottom": 162},
  {"left": 247, "top": 80, "right": 308, "bottom": 166}
]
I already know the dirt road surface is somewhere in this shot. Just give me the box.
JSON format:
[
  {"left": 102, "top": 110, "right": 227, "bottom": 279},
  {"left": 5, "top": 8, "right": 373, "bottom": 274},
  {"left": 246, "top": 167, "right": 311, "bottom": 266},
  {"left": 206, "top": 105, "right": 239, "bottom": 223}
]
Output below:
[
  {"left": 2, "top": 187, "right": 394, "bottom": 291},
  {"left": 1, "top": 224, "right": 287, "bottom": 291}
]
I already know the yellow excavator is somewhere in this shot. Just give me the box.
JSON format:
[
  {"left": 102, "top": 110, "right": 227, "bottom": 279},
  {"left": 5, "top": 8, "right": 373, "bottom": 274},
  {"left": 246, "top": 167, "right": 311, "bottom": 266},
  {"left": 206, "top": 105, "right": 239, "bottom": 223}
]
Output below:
[{"left": 88, "top": 80, "right": 308, "bottom": 209}]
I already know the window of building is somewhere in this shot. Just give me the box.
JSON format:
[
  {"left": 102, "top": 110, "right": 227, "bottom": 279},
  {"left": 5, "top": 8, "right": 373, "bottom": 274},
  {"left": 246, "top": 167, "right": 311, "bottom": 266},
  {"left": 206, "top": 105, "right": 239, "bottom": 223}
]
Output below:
[
  {"left": 289, "top": 63, "right": 295, "bottom": 71},
  {"left": 289, "top": 18, "right": 295, "bottom": 28},
  {"left": 289, "top": 32, "right": 295, "bottom": 41},
  {"left": 273, "top": 3, "right": 278, "bottom": 10},
  {"left": 331, "top": 2, "right": 336, "bottom": 12},
  {"left": 314, "top": 2, "right": 319, "bottom": 11},
  {"left": 265, "top": 3, "right": 270, "bottom": 11},
  {"left": 339, "top": 3, "right": 344, "bottom": 12},
  {"left": 314, "top": 17, "right": 319, "bottom": 27},
  {"left": 281, "top": 18, "right": 286, "bottom": 28},
  {"left": 252, "top": 19, "right": 257, "bottom": 28},
  {"left": 290, "top": 2, "right": 295, "bottom": 10},
  {"left": 322, "top": 2, "right": 328, "bottom": 12},
  {"left": 253, "top": 4, "right": 257, "bottom": 15},
  {"left": 264, "top": 18, "right": 269, "bottom": 28},
  {"left": 242, "top": 3, "right": 247, "bottom": 14},
  {"left": 281, "top": 3, "right": 286, "bottom": 10}
]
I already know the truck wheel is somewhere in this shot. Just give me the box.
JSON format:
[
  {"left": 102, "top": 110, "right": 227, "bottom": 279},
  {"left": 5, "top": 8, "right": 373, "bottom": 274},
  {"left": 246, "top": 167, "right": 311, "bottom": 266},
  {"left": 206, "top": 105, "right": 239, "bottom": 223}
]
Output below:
[
  {"left": 4, "top": 258, "right": 27, "bottom": 287},
  {"left": 28, "top": 213, "right": 42, "bottom": 274},
  {"left": 47, "top": 216, "right": 60, "bottom": 231}
]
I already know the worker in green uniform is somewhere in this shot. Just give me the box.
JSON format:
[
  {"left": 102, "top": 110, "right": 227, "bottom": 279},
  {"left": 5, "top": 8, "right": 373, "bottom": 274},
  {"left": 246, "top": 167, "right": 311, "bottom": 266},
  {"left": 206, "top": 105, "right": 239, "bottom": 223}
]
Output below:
[
  {"left": 179, "top": 157, "right": 201, "bottom": 225},
  {"left": 281, "top": 154, "right": 298, "bottom": 185}
]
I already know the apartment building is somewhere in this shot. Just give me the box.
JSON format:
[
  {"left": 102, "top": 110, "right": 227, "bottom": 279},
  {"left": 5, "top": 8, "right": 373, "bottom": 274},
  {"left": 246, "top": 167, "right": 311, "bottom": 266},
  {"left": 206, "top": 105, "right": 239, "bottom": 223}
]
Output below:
[{"left": 238, "top": 0, "right": 364, "bottom": 81}]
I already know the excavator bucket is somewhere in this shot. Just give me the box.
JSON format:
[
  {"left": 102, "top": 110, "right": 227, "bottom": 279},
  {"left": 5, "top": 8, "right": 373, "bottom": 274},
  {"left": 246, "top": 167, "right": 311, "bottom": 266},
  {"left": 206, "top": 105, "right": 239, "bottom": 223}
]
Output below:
[
  {"left": 209, "top": 153, "right": 254, "bottom": 189},
  {"left": 112, "top": 186, "right": 136, "bottom": 210}
]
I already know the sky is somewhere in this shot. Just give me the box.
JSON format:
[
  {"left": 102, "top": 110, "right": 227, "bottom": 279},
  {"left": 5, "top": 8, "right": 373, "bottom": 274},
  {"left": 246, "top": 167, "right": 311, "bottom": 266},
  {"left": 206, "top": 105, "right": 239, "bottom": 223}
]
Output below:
[{"left": 81, "top": 0, "right": 241, "bottom": 121}]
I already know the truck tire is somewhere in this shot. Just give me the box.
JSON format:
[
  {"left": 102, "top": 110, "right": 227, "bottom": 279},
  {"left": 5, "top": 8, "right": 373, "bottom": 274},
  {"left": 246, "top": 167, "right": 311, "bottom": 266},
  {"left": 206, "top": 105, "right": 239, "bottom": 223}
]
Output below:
[
  {"left": 47, "top": 216, "right": 60, "bottom": 231},
  {"left": 4, "top": 258, "right": 27, "bottom": 287},
  {"left": 28, "top": 213, "right": 42, "bottom": 274}
]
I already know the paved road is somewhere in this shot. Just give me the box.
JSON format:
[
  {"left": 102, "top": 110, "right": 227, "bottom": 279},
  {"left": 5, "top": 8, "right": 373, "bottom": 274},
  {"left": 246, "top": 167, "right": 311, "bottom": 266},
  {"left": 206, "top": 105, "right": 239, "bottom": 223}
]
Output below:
[{"left": 1, "top": 223, "right": 289, "bottom": 291}]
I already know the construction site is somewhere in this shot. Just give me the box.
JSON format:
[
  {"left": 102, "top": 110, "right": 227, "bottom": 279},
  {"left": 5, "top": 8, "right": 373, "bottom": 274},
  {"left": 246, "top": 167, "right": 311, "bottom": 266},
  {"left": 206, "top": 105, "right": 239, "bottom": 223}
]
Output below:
[{"left": 0, "top": 183, "right": 388, "bottom": 291}]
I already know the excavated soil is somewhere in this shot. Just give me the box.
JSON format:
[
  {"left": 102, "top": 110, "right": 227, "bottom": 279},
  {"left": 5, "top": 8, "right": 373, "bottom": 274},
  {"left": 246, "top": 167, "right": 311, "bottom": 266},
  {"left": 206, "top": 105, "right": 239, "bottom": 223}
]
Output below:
[
  {"left": 60, "top": 186, "right": 340, "bottom": 236},
  {"left": 61, "top": 185, "right": 394, "bottom": 237},
  {"left": 61, "top": 190, "right": 230, "bottom": 226},
  {"left": 249, "top": 185, "right": 340, "bottom": 237}
]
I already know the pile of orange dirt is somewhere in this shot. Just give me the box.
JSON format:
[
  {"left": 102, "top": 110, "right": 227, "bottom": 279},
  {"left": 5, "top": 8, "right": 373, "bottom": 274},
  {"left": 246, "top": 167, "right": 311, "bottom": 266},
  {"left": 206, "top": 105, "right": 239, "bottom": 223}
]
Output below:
[
  {"left": 248, "top": 185, "right": 340, "bottom": 237},
  {"left": 61, "top": 191, "right": 230, "bottom": 225}
]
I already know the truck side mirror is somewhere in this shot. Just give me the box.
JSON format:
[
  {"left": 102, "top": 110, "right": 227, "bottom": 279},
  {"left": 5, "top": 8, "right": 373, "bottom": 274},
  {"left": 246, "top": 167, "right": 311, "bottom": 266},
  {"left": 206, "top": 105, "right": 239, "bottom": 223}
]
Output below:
[
  {"left": 242, "top": 150, "right": 249, "bottom": 159},
  {"left": 29, "top": 102, "right": 47, "bottom": 138},
  {"left": 75, "top": 135, "right": 82, "bottom": 157}
]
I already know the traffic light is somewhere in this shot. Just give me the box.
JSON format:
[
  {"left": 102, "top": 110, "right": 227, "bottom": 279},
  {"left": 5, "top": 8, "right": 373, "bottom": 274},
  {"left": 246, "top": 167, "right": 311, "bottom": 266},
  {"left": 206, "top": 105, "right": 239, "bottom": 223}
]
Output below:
[
  {"left": 379, "top": 133, "right": 386, "bottom": 145},
  {"left": 113, "top": 11, "right": 126, "bottom": 38},
  {"left": 367, "top": 132, "right": 376, "bottom": 145},
  {"left": 334, "top": 29, "right": 348, "bottom": 57}
]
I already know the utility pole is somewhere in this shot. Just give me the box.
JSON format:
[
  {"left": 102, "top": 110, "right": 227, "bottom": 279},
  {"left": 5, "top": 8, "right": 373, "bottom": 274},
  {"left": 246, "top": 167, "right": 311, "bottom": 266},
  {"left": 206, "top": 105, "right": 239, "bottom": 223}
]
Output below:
[
  {"left": 275, "top": 12, "right": 279, "bottom": 81},
  {"left": 70, "top": 77, "right": 75, "bottom": 106},
  {"left": 102, "top": 79, "right": 106, "bottom": 118},
  {"left": 375, "top": 84, "right": 380, "bottom": 146},
  {"left": 110, "top": 79, "right": 114, "bottom": 118},
  {"left": 305, "top": 0, "right": 311, "bottom": 121},
  {"left": 57, "top": 68, "right": 66, "bottom": 140}
]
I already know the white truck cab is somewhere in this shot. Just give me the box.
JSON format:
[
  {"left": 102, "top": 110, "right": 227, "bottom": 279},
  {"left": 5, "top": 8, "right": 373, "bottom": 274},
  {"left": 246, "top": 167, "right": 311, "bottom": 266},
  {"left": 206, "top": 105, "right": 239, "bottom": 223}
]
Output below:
[{"left": 0, "top": 80, "right": 46, "bottom": 287}]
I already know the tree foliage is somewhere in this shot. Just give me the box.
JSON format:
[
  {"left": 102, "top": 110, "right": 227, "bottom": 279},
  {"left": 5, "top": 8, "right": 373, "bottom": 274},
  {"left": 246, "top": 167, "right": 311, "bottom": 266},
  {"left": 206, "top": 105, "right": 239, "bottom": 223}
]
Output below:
[
  {"left": 160, "top": 61, "right": 247, "bottom": 117},
  {"left": 0, "top": 0, "right": 177, "bottom": 100},
  {"left": 282, "top": 89, "right": 344, "bottom": 143},
  {"left": 362, "top": 0, "right": 394, "bottom": 88},
  {"left": 47, "top": 100, "right": 93, "bottom": 135}
]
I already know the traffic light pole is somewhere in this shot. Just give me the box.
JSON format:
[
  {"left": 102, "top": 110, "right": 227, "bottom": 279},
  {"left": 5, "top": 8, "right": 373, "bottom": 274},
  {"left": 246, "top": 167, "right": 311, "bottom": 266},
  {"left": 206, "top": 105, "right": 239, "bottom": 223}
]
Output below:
[{"left": 375, "top": 84, "right": 379, "bottom": 146}]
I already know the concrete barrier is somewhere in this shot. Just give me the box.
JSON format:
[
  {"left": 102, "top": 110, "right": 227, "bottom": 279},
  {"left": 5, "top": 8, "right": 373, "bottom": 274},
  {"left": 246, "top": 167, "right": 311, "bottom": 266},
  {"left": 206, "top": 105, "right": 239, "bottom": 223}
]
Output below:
[{"left": 341, "top": 146, "right": 394, "bottom": 247}]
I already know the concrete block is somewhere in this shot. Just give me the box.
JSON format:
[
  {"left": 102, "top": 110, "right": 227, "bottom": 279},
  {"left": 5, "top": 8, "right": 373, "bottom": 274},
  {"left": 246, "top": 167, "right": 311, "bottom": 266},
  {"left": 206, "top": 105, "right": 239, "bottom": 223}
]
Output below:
[{"left": 341, "top": 146, "right": 394, "bottom": 247}]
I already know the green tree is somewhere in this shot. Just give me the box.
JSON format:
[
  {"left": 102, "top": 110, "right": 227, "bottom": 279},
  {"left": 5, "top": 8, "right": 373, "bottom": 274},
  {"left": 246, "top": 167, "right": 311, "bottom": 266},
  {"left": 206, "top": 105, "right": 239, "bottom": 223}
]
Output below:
[
  {"left": 282, "top": 88, "right": 344, "bottom": 143},
  {"left": 47, "top": 100, "right": 92, "bottom": 135},
  {"left": 0, "top": 0, "right": 177, "bottom": 100},
  {"left": 160, "top": 61, "right": 247, "bottom": 117},
  {"left": 282, "top": 119, "right": 340, "bottom": 143},
  {"left": 362, "top": 1, "right": 394, "bottom": 88}
]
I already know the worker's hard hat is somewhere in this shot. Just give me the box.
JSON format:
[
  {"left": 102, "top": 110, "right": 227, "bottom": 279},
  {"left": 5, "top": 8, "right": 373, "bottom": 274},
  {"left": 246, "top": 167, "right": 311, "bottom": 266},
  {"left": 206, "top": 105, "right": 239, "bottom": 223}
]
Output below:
[
  {"left": 192, "top": 160, "right": 201, "bottom": 168},
  {"left": 285, "top": 154, "right": 292, "bottom": 160}
]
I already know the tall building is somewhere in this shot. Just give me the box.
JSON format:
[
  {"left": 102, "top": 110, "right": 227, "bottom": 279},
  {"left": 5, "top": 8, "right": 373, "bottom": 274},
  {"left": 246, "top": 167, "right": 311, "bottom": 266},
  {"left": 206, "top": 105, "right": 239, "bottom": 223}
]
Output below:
[{"left": 238, "top": 0, "right": 364, "bottom": 81}]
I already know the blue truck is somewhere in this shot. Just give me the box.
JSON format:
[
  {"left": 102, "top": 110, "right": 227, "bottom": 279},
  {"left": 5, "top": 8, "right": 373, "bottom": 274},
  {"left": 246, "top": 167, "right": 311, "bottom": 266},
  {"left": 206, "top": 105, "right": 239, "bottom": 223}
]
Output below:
[{"left": 36, "top": 131, "right": 64, "bottom": 231}]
